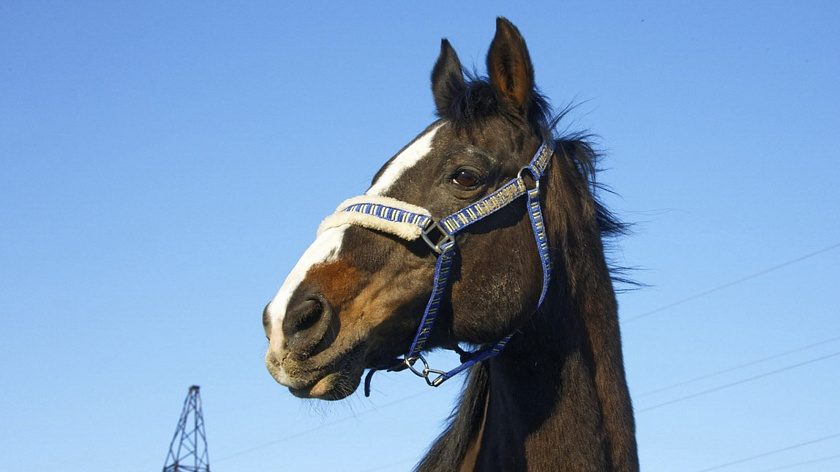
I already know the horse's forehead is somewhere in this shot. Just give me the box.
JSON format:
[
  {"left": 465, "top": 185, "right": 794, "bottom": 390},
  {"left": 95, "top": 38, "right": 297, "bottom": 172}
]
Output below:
[{"left": 367, "top": 123, "right": 444, "bottom": 196}]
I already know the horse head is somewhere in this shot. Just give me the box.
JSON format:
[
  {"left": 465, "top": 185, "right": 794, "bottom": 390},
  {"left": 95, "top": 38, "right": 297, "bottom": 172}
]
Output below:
[{"left": 264, "top": 18, "right": 553, "bottom": 400}]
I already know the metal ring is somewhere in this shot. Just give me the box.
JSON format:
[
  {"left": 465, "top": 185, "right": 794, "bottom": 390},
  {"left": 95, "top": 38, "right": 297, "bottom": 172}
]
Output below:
[
  {"left": 404, "top": 355, "right": 430, "bottom": 378},
  {"left": 517, "top": 167, "right": 540, "bottom": 192}
]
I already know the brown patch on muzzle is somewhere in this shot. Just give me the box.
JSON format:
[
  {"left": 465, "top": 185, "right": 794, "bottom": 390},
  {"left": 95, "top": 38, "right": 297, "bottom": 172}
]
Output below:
[{"left": 306, "top": 259, "right": 365, "bottom": 308}]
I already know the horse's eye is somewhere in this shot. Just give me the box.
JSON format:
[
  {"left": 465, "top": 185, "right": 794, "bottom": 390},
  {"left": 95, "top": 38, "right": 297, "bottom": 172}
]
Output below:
[{"left": 452, "top": 169, "right": 480, "bottom": 188}]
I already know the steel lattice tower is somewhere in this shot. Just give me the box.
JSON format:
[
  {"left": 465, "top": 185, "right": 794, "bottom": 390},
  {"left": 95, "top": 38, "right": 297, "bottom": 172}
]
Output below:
[{"left": 163, "top": 385, "right": 210, "bottom": 472}]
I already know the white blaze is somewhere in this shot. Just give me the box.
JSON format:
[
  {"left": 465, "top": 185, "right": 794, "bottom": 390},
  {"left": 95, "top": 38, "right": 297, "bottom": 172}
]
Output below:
[
  {"left": 366, "top": 123, "right": 442, "bottom": 196},
  {"left": 265, "top": 226, "right": 346, "bottom": 384},
  {"left": 266, "top": 226, "right": 345, "bottom": 339}
]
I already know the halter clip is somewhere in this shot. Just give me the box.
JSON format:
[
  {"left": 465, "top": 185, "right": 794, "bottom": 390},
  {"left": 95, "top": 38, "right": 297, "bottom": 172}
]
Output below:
[{"left": 404, "top": 355, "right": 448, "bottom": 387}]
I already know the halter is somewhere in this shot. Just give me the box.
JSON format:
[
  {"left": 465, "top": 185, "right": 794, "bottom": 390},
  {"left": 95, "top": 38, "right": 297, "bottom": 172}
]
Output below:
[{"left": 318, "top": 141, "right": 555, "bottom": 395}]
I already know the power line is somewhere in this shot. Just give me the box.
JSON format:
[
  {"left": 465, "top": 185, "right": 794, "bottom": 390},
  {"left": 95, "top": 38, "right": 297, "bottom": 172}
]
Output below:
[
  {"left": 636, "top": 334, "right": 840, "bottom": 398},
  {"left": 637, "top": 350, "right": 840, "bottom": 412},
  {"left": 750, "top": 453, "right": 840, "bottom": 472},
  {"left": 213, "top": 389, "right": 434, "bottom": 464},
  {"left": 692, "top": 432, "right": 840, "bottom": 472},
  {"left": 623, "top": 242, "right": 840, "bottom": 324}
]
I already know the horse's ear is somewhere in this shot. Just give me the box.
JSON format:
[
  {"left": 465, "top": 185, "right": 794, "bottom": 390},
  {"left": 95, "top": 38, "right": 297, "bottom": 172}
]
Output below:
[
  {"left": 487, "top": 17, "right": 534, "bottom": 114},
  {"left": 432, "top": 39, "right": 466, "bottom": 117}
]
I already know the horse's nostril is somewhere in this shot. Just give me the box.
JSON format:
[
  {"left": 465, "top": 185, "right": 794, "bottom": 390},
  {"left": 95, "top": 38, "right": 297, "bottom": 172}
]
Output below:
[
  {"left": 283, "top": 295, "right": 333, "bottom": 353},
  {"left": 293, "top": 299, "right": 323, "bottom": 333}
]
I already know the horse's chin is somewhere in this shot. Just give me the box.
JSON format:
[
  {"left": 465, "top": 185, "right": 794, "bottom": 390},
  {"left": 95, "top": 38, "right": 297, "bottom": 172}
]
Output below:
[
  {"left": 271, "top": 343, "right": 367, "bottom": 401},
  {"left": 287, "top": 370, "right": 362, "bottom": 400}
]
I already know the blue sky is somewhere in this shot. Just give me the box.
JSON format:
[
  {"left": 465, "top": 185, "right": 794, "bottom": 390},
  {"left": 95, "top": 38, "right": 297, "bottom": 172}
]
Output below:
[{"left": 2, "top": 1, "right": 839, "bottom": 471}]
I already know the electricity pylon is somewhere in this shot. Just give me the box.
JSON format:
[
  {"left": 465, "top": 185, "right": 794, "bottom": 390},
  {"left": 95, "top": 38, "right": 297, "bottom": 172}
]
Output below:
[{"left": 163, "top": 385, "right": 210, "bottom": 472}]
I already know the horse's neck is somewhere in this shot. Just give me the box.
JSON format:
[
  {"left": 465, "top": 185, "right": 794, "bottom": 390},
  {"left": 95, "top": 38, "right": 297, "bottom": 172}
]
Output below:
[
  {"left": 468, "top": 281, "right": 638, "bottom": 471},
  {"left": 417, "top": 250, "right": 638, "bottom": 472}
]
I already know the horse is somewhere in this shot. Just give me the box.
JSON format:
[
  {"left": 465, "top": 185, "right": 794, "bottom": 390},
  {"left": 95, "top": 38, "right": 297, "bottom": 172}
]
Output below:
[{"left": 263, "top": 17, "right": 639, "bottom": 472}]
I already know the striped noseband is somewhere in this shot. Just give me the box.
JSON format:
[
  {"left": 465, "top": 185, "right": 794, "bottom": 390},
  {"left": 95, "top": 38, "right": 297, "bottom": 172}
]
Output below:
[{"left": 318, "top": 141, "right": 555, "bottom": 395}]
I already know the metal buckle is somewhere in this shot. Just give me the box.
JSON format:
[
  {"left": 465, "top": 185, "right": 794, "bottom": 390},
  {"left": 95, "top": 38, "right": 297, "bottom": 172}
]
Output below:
[{"left": 421, "top": 220, "right": 455, "bottom": 254}]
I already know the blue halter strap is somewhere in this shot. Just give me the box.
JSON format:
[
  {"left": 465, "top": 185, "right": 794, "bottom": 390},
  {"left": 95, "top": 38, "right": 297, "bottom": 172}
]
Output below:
[{"left": 328, "top": 141, "right": 555, "bottom": 395}]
